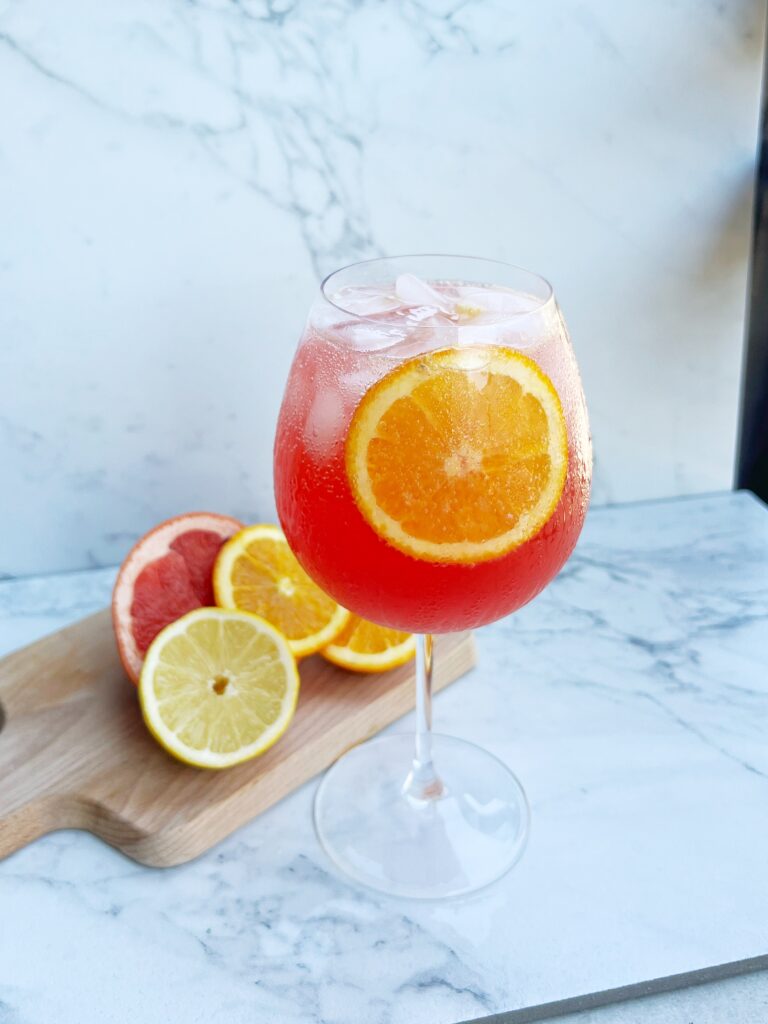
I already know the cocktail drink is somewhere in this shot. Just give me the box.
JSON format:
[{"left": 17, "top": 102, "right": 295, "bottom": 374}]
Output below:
[{"left": 274, "top": 256, "right": 591, "bottom": 897}]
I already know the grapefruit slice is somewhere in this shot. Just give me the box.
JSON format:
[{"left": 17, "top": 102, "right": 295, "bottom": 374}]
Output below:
[{"left": 112, "top": 512, "right": 243, "bottom": 684}]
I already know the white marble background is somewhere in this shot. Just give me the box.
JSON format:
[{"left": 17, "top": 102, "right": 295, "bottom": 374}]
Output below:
[{"left": 0, "top": 0, "right": 764, "bottom": 575}]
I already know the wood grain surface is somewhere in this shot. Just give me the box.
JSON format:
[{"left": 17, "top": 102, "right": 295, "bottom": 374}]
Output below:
[{"left": 0, "top": 610, "right": 475, "bottom": 866}]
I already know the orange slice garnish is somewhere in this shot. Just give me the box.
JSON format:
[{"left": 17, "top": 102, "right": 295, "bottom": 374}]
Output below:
[
  {"left": 322, "top": 615, "right": 416, "bottom": 673},
  {"left": 346, "top": 346, "right": 568, "bottom": 564},
  {"left": 213, "top": 524, "right": 350, "bottom": 658}
]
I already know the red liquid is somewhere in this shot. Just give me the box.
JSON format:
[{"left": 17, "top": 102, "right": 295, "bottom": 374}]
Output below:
[{"left": 275, "top": 334, "right": 592, "bottom": 634}]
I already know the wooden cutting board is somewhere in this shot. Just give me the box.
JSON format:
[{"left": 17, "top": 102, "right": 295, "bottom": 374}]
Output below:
[{"left": 0, "top": 610, "right": 475, "bottom": 867}]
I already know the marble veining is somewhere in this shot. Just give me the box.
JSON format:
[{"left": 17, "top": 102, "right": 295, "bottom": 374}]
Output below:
[
  {"left": 0, "top": 0, "right": 764, "bottom": 574},
  {"left": 0, "top": 492, "right": 767, "bottom": 1024}
]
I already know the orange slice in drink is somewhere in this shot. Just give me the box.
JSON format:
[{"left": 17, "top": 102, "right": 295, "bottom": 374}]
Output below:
[
  {"left": 213, "top": 524, "right": 350, "bottom": 658},
  {"left": 322, "top": 615, "right": 416, "bottom": 673},
  {"left": 346, "top": 346, "right": 568, "bottom": 564}
]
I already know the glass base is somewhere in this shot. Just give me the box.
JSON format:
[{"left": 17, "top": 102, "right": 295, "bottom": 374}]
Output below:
[{"left": 314, "top": 733, "right": 530, "bottom": 899}]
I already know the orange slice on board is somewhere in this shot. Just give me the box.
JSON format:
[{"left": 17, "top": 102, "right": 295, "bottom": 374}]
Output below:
[
  {"left": 213, "top": 524, "right": 350, "bottom": 658},
  {"left": 346, "top": 346, "right": 568, "bottom": 564},
  {"left": 322, "top": 615, "right": 416, "bottom": 673}
]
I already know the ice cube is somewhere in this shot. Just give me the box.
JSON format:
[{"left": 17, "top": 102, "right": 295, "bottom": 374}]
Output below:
[
  {"left": 340, "top": 367, "right": 377, "bottom": 395},
  {"left": 332, "top": 285, "right": 401, "bottom": 316},
  {"left": 305, "top": 387, "right": 345, "bottom": 458},
  {"left": 401, "top": 305, "right": 443, "bottom": 324},
  {"left": 385, "top": 320, "right": 455, "bottom": 358},
  {"left": 454, "top": 285, "right": 540, "bottom": 316},
  {"left": 341, "top": 319, "right": 410, "bottom": 350},
  {"left": 395, "top": 274, "right": 454, "bottom": 315}
]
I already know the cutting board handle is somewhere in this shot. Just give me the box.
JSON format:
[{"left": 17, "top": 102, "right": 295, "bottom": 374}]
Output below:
[
  {"left": 0, "top": 794, "right": 67, "bottom": 858},
  {"left": 0, "top": 693, "right": 87, "bottom": 857},
  {"left": 0, "top": 614, "right": 128, "bottom": 858}
]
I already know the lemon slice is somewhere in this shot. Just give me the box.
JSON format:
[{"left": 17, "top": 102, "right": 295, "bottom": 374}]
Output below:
[
  {"left": 346, "top": 346, "right": 568, "bottom": 564},
  {"left": 139, "top": 607, "right": 299, "bottom": 769},
  {"left": 322, "top": 615, "right": 416, "bottom": 673},
  {"left": 213, "top": 524, "right": 350, "bottom": 658}
]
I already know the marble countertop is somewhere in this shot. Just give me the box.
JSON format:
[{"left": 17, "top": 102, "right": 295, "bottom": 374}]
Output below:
[{"left": 1, "top": 492, "right": 767, "bottom": 1024}]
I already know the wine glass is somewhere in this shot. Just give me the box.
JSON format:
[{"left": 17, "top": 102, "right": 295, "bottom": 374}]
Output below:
[{"left": 274, "top": 255, "right": 592, "bottom": 898}]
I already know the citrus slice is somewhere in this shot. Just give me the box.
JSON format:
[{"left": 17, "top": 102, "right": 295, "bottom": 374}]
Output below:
[
  {"left": 322, "top": 615, "right": 416, "bottom": 673},
  {"left": 112, "top": 512, "right": 243, "bottom": 684},
  {"left": 213, "top": 524, "right": 350, "bottom": 658},
  {"left": 139, "top": 607, "right": 299, "bottom": 769},
  {"left": 346, "top": 346, "right": 568, "bottom": 564}
]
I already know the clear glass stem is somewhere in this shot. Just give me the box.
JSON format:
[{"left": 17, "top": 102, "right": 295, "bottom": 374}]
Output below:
[{"left": 403, "top": 634, "right": 445, "bottom": 802}]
